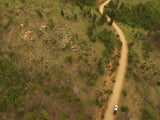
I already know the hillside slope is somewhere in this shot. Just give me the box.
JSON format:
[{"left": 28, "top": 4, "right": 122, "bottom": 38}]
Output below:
[{"left": 0, "top": 0, "right": 122, "bottom": 120}]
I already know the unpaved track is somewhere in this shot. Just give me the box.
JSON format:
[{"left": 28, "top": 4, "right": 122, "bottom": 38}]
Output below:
[{"left": 99, "top": 1, "right": 128, "bottom": 120}]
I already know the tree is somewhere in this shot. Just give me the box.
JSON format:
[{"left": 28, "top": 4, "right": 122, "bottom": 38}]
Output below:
[
  {"left": 98, "top": 13, "right": 107, "bottom": 25},
  {"left": 92, "top": 13, "right": 97, "bottom": 28},
  {"left": 98, "top": 58, "right": 106, "bottom": 75}
]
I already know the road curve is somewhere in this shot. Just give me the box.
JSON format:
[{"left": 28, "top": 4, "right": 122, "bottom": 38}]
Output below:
[{"left": 99, "top": 1, "right": 128, "bottom": 120}]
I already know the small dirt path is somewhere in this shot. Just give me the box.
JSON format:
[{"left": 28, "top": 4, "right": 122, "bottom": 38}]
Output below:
[{"left": 99, "top": 0, "right": 128, "bottom": 120}]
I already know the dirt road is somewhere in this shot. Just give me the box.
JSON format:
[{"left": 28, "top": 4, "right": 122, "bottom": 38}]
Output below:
[{"left": 99, "top": 0, "right": 128, "bottom": 120}]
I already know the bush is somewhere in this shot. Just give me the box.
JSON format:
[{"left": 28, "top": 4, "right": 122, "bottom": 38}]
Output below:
[
  {"left": 62, "top": 85, "right": 71, "bottom": 92},
  {"left": 121, "top": 106, "right": 129, "bottom": 113},
  {"left": 156, "top": 82, "right": 160, "bottom": 86},
  {"left": 95, "top": 99, "right": 100, "bottom": 105},
  {"left": 76, "top": 114, "right": 85, "bottom": 120},
  {"left": 60, "top": 116, "right": 67, "bottom": 120},
  {"left": 74, "top": 14, "right": 77, "bottom": 20},
  {"left": 98, "top": 14, "right": 107, "bottom": 25},
  {"left": 88, "top": 80, "right": 95, "bottom": 86},
  {"left": 122, "top": 90, "right": 127, "bottom": 96},
  {"left": 5, "top": 87, "right": 20, "bottom": 104},
  {"left": 61, "top": 10, "right": 64, "bottom": 16},
  {"left": 106, "top": 89, "right": 113, "bottom": 95},
  {"left": 20, "top": 0, "right": 25, "bottom": 3},
  {"left": 0, "top": 99, "right": 6, "bottom": 112},
  {"left": 142, "top": 42, "right": 153, "bottom": 59},
  {"left": 48, "top": 18, "right": 54, "bottom": 29},
  {"left": 141, "top": 108, "right": 156, "bottom": 120},
  {"left": 126, "top": 66, "right": 133, "bottom": 79},
  {"left": 35, "top": 10, "right": 43, "bottom": 18},
  {"left": 43, "top": 88, "right": 51, "bottom": 96},
  {"left": 76, "top": 101, "right": 84, "bottom": 109},
  {"left": 92, "top": 13, "right": 97, "bottom": 28},
  {"left": 133, "top": 73, "right": 142, "bottom": 82},
  {"left": 65, "top": 56, "right": 73, "bottom": 63},
  {"left": 87, "top": 26, "right": 93, "bottom": 38},
  {"left": 98, "top": 58, "right": 106, "bottom": 75},
  {"left": 50, "top": 85, "right": 59, "bottom": 92}
]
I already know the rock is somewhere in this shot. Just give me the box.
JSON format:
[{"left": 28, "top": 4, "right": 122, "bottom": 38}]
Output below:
[
  {"left": 20, "top": 24, "right": 24, "bottom": 27},
  {"left": 60, "top": 80, "right": 65, "bottom": 86},
  {"left": 73, "top": 86, "right": 79, "bottom": 97},
  {"left": 39, "top": 25, "right": 46, "bottom": 31}
]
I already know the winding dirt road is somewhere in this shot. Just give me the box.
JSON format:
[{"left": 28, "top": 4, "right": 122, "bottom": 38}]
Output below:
[{"left": 99, "top": 0, "right": 128, "bottom": 120}]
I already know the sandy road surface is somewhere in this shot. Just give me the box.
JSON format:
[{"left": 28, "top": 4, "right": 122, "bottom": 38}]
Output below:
[{"left": 99, "top": 1, "right": 128, "bottom": 120}]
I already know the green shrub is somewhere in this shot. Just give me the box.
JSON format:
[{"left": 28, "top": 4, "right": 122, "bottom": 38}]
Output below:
[
  {"left": 20, "top": 0, "right": 25, "bottom": 3},
  {"left": 40, "top": 110, "right": 49, "bottom": 119},
  {"left": 0, "top": 99, "right": 6, "bottom": 112},
  {"left": 98, "top": 58, "right": 106, "bottom": 75},
  {"left": 92, "top": 13, "right": 97, "bottom": 28},
  {"left": 76, "top": 114, "right": 85, "bottom": 120},
  {"left": 76, "top": 101, "right": 84, "bottom": 109},
  {"left": 50, "top": 85, "right": 59, "bottom": 92},
  {"left": 142, "top": 42, "right": 153, "bottom": 59},
  {"left": 60, "top": 116, "right": 67, "bottom": 120},
  {"left": 106, "top": 89, "right": 112, "bottom": 95},
  {"left": 8, "top": 51, "right": 15, "bottom": 58},
  {"left": 43, "top": 88, "right": 51, "bottom": 96},
  {"left": 48, "top": 18, "right": 54, "bottom": 29},
  {"left": 88, "top": 80, "right": 95, "bottom": 86},
  {"left": 122, "top": 90, "right": 127, "bottom": 96},
  {"left": 35, "top": 10, "right": 43, "bottom": 18},
  {"left": 28, "top": 82, "right": 39, "bottom": 91},
  {"left": 98, "top": 13, "right": 107, "bottom": 25},
  {"left": 95, "top": 99, "right": 100, "bottom": 105},
  {"left": 133, "top": 73, "right": 142, "bottom": 82},
  {"left": 5, "top": 87, "right": 20, "bottom": 104},
  {"left": 87, "top": 26, "right": 93, "bottom": 38},
  {"left": 74, "top": 14, "right": 77, "bottom": 20},
  {"left": 126, "top": 66, "right": 133, "bottom": 79},
  {"left": 15, "top": 107, "right": 24, "bottom": 117},
  {"left": 141, "top": 108, "right": 157, "bottom": 120},
  {"left": 121, "top": 106, "right": 129, "bottom": 113},
  {"left": 157, "top": 82, "right": 160, "bottom": 86},
  {"left": 61, "top": 10, "right": 64, "bottom": 16},
  {"left": 62, "top": 85, "right": 71, "bottom": 92},
  {"left": 65, "top": 56, "right": 73, "bottom": 63}
]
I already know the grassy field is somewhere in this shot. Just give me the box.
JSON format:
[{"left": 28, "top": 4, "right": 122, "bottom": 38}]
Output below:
[{"left": 0, "top": 0, "right": 121, "bottom": 119}]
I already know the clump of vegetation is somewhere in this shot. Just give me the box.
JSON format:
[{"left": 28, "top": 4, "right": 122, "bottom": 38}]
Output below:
[
  {"left": 35, "top": 9, "right": 43, "bottom": 18},
  {"left": 97, "top": 28, "right": 116, "bottom": 59},
  {"left": 122, "top": 90, "right": 127, "bottom": 97},
  {"left": 156, "top": 82, "right": 160, "bottom": 86},
  {"left": 61, "top": 10, "right": 64, "bottom": 16},
  {"left": 65, "top": 56, "right": 73, "bottom": 63},
  {"left": 121, "top": 106, "right": 129, "bottom": 113},
  {"left": 141, "top": 108, "right": 157, "bottom": 120},
  {"left": 98, "top": 13, "right": 107, "bottom": 25},
  {"left": 142, "top": 42, "right": 153, "bottom": 59},
  {"left": 97, "top": 58, "right": 106, "bottom": 75},
  {"left": 88, "top": 80, "right": 96, "bottom": 86},
  {"left": 48, "top": 18, "right": 54, "bottom": 30},
  {"left": 106, "top": 0, "right": 160, "bottom": 30},
  {"left": 133, "top": 72, "right": 142, "bottom": 82}
]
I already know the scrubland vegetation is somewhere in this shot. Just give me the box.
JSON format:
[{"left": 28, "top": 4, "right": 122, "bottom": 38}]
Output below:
[{"left": 0, "top": 0, "right": 121, "bottom": 119}]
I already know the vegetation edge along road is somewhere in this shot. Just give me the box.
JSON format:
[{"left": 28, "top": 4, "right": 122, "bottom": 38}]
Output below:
[{"left": 99, "top": 0, "right": 128, "bottom": 120}]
